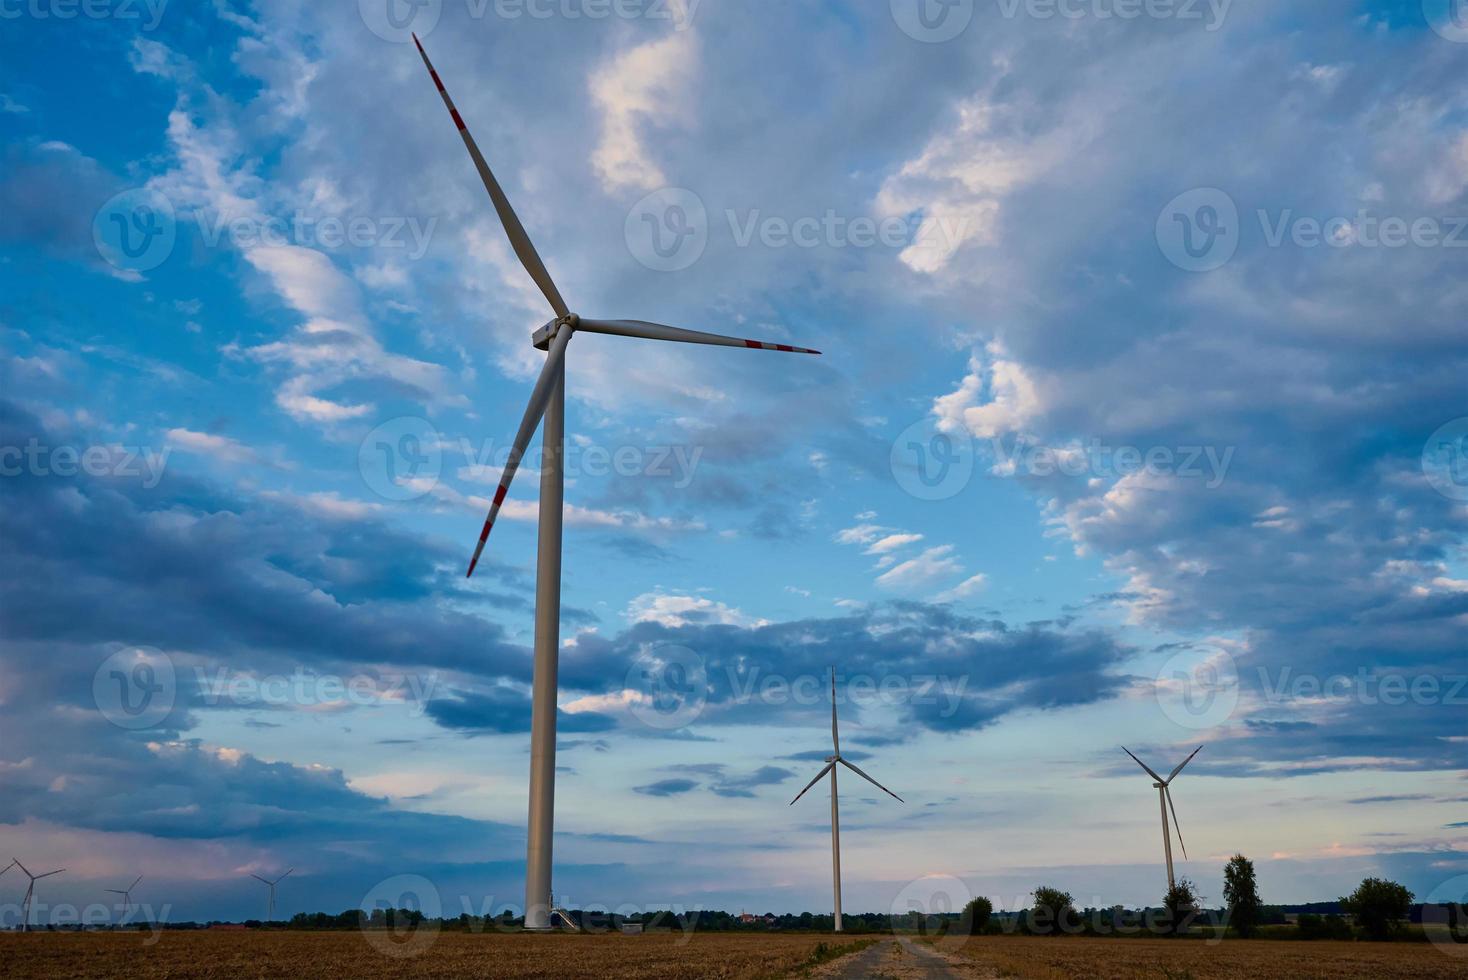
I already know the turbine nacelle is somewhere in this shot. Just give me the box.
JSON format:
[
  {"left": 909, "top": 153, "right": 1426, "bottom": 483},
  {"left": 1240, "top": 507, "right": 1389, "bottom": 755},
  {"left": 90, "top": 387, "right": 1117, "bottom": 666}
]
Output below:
[{"left": 532, "top": 314, "right": 579, "bottom": 352}]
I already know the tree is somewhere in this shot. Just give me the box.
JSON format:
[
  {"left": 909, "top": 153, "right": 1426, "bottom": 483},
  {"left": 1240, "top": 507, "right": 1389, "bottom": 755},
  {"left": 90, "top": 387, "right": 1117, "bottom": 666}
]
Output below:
[
  {"left": 1223, "top": 854, "right": 1262, "bottom": 938},
  {"left": 1163, "top": 878, "right": 1200, "bottom": 937},
  {"left": 1030, "top": 886, "right": 1076, "bottom": 936},
  {"left": 962, "top": 897, "right": 993, "bottom": 935},
  {"left": 1340, "top": 877, "right": 1414, "bottom": 940}
]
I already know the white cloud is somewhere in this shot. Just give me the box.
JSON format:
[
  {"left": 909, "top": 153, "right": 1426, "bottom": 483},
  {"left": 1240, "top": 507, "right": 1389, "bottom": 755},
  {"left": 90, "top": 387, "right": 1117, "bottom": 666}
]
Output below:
[
  {"left": 165, "top": 428, "right": 261, "bottom": 466},
  {"left": 588, "top": 28, "right": 698, "bottom": 192},
  {"left": 624, "top": 591, "right": 765, "bottom": 628},
  {"left": 935, "top": 573, "right": 988, "bottom": 603},
  {"left": 875, "top": 545, "right": 964, "bottom": 591},
  {"left": 933, "top": 342, "right": 1043, "bottom": 441}
]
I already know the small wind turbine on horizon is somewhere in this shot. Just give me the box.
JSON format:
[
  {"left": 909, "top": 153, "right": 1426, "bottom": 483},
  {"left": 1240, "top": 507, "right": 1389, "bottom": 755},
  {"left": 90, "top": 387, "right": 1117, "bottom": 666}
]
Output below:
[
  {"left": 410, "top": 35, "right": 822, "bottom": 931},
  {"left": 790, "top": 669, "right": 903, "bottom": 933},
  {"left": 105, "top": 875, "right": 144, "bottom": 923},
  {"left": 1122, "top": 745, "right": 1203, "bottom": 891},
  {"left": 13, "top": 859, "right": 65, "bottom": 932},
  {"left": 250, "top": 869, "right": 292, "bottom": 922}
]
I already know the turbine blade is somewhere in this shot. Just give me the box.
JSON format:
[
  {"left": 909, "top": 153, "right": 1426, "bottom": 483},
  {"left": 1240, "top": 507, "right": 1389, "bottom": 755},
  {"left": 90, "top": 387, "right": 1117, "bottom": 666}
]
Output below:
[
  {"left": 131, "top": 875, "right": 143, "bottom": 890},
  {"left": 105, "top": 890, "right": 125, "bottom": 895},
  {"left": 1166, "top": 744, "right": 1204, "bottom": 784},
  {"left": 14, "top": 859, "right": 30, "bottom": 877},
  {"left": 279, "top": 869, "right": 294, "bottom": 882},
  {"left": 577, "top": 319, "right": 820, "bottom": 355},
  {"left": 37, "top": 869, "right": 63, "bottom": 879},
  {"left": 789, "top": 763, "right": 834, "bottom": 806},
  {"left": 250, "top": 874, "right": 270, "bottom": 884},
  {"left": 838, "top": 758, "right": 904, "bottom": 803},
  {"left": 1122, "top": 746, "right": 1166, "bottom": 784},
  {"left": 830, "top": 667, "right": 840, "bottom": 758},
  {"left": 1165, "top": 785, "right": 1188, "bottom": 860},
  {"left": 412, "top": 34, "right": 568, "bottom": 319},
  {"left": 466, "top": 323, "right": 574, "bottom": 578}
]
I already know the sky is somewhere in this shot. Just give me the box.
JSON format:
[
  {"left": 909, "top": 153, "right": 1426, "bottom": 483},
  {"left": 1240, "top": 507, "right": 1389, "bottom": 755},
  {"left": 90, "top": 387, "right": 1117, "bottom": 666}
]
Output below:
[{"left": 0, "top": 0, "right": 1466, "bottom": 928}]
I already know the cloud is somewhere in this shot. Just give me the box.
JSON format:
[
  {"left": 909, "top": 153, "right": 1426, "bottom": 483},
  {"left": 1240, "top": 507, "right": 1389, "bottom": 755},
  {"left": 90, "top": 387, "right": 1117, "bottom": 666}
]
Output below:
[
  {"left": 589, "top": 25, "right": 698, "bottom": 193},
  {"left": 875, "top": 545, "right": 964, "bottom": 591},
  {"left": 634, "top": 778, "right": 699, "bottom": 797}
]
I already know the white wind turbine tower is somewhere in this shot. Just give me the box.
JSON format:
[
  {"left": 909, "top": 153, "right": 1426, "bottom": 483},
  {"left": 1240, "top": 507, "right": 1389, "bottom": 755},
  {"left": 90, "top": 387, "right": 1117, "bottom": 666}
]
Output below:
[
  {"left": 105, "top": 875, "right": 144, "bottom": 923},
  {"left": 1122, "top": 745, "right": 1202, "bottom": 891},
  {"left": 250, "top": 869, "right": 292, "bottom": 923},
  {"left": 411, "top": 35, "right": 822, "bottom": 931},
  {"left": 790, "top": 669, "right": 903, "bottom": 932},
  {"left": 13, "top": 860, "right": 65, "bottom": 932}
]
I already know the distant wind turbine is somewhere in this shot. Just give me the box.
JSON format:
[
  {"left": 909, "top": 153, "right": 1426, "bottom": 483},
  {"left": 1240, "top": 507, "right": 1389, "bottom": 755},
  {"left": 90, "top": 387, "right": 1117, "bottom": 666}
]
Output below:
[
  {"left": 1122, "top": 745, "right": 1202, "bottom": 891},
  {"left": 250, "top": 869, "right": 292, "bottom": 922},
  {"left": 790, "top": 669, "right": 903, "bottom": 932},
  {"left": 105, "top": 875, "right": 144, "bottom": 922},
  {"left": 410, "top": 34, "right": 821, "bottom": 931},
  {"left": 13, "top": 860, "right": 65, "bottom": 932}
]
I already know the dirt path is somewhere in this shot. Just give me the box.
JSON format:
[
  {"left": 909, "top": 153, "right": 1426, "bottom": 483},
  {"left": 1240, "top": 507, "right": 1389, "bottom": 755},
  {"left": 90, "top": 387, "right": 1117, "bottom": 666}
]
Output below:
[{"left": 800, "top": 939, "right": 996, "bottom": 979}]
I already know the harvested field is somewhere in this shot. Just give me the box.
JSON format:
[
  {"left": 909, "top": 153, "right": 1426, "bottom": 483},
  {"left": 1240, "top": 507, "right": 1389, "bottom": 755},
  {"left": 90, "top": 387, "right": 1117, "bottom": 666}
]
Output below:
[
  {"left": 0, "top": 930, "right": 870, "bottom": 980},
  {"left": 2, "top": 931, "right": 1462, "bottom": 979},
  {"left": 935, "top": 934, "right": 1467, "bottom": 979}
]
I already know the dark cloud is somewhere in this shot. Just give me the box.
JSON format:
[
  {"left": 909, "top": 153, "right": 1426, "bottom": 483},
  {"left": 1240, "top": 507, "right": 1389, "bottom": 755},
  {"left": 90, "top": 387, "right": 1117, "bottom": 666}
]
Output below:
[{"left": 633, "top": 779, "right": 699, "bottom": 797}]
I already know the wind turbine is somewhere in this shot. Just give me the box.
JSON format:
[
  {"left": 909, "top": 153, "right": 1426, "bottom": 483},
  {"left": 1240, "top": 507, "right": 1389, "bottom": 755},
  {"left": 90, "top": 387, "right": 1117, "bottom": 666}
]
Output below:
[
  {"left": 105, "top": 875, "right": 144, "bottom": 923},
  {"left": 411, "top": 35, "right": 822, "bottom": 930},
  {"left": 790, "top": 669, "right": 903, "bottom": 932},
  {"left": 250, "top": 869, "right": 292, "bottom": 923},
  {"left": 13, "top": 860, "right": 64, "bottom": 932},
  {"left": 1122, "top": 745, "right": 1202, "bottom": 891}
]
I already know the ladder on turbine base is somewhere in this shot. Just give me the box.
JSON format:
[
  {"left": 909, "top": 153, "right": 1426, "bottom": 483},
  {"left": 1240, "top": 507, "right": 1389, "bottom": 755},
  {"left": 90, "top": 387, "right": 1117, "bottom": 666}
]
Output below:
[{"left": 549, "top": 893, "right": 580, "bottom": 932}]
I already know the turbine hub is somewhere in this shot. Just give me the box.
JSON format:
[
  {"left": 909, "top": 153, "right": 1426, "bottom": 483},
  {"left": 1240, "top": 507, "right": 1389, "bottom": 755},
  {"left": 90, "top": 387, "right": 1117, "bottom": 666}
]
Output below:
[{"left": 532, "top": 313, "right": 579, "bottom": 351}]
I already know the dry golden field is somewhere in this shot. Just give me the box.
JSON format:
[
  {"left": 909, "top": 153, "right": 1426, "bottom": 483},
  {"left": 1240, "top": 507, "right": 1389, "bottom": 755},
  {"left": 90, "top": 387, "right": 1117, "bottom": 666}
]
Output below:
[
  {"left": 938, "top": 934, "right": 1468, "bottom": 979},
  {"left": 0, "top": 930, "right": 867, "bottom": 980},
  {"left": 1, "top": 931, "right": 1464, "bottom": 979}
]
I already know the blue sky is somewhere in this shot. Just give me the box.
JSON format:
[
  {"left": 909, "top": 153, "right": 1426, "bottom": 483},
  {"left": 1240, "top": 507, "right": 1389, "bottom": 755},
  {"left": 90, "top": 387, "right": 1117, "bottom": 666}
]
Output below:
[{"left": 1, "top": 0, "right": 1466, "bottom": 925}]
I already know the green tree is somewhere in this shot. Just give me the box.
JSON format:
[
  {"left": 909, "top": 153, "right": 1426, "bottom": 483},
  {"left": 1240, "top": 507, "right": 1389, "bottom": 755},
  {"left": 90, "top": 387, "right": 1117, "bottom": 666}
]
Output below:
[
  {"left": 1223, "top": 854, "right": 1262, "bottom": 938},
  {"left": 1030, "top": 886, "right": 1076, "bottom": 936},
  {"left": 962, "top": 896, "right": 993, "bottom": 935},
  {"left": 1163, "top": 878, "right": 1200, "bottom": 937},
  {"left": 1340, "top": 877, "right": 1414, "bottom": 940}
]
